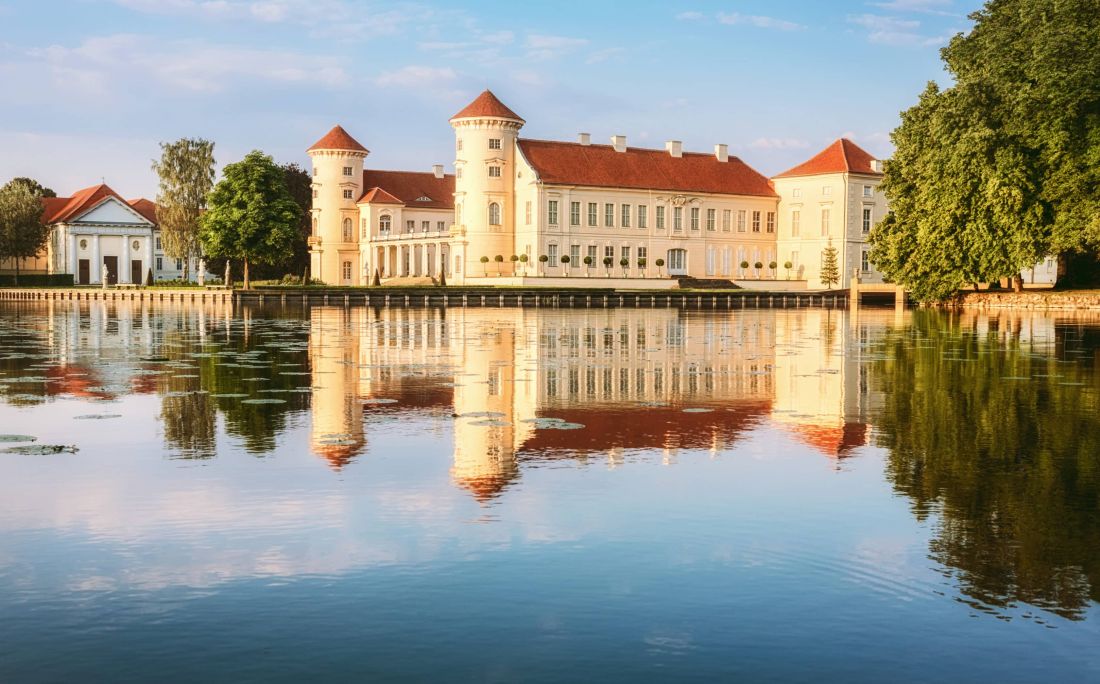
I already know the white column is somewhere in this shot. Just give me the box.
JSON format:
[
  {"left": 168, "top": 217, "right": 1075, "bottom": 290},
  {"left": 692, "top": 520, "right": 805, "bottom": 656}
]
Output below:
[
  {"left": 67, "top": 231, "right": 78, "bottom": 275},
  {"left": 144, "top": 237, "right": 154, "bottom": 282},
  {"left": 91, "top": 235, "right": 101, "bottom": 283},
  {"left": 121, "top": 236, "right": 131, "bottom": 283}
]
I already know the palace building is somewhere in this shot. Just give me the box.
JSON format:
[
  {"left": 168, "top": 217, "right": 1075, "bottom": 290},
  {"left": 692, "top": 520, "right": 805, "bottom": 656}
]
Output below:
[{"left": 307, "top": 89, "right": 890, "bottom": 289}]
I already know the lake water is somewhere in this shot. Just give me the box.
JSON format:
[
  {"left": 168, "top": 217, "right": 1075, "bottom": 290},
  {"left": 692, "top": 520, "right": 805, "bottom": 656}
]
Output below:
[{"left": 0, "top": 301, "right": 1097, "bottom": 682}]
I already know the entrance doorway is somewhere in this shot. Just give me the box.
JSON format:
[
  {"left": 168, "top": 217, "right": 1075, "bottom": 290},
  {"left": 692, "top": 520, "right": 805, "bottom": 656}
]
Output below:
[
  {"left": 131, "top": 260, "right": 143, "bottom": 285},
  {"left": 103, "top": 256, "right": 118, "bottom": 285},
  {"left": 667, "top": 249, "right": 688, "bottom": 276},
  {"left": 78, "top": 259, "right": 90, "bottom": 285}
]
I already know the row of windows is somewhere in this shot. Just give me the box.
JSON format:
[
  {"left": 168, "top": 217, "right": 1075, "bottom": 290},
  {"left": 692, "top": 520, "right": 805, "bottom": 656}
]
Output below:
[
  {"left": 535, "top": 201, "right": 775, "bottom": 234},
  {"left": 788, "top": 207, "right": 874, "bottom": 237},
  {"left": 372, "top": 216, "right": 448, "bottom": 236},
  {"left": 790, "top": 185, "right": 875, "bottom": 199},
  {"left": 544, "top": 244, "right": 651, "bottom": 264},
  {"left": 456, "top": 138, "right": 502, "bottom": 152}
]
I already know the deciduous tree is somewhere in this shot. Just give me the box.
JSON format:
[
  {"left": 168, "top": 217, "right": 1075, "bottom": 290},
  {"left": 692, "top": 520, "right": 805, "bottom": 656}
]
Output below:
[
  {"left": 152, "top": 138, "right": 216, "bottom": 282},
  {"left": 0, "top": 179, "right": 49, "bottom": 284}
]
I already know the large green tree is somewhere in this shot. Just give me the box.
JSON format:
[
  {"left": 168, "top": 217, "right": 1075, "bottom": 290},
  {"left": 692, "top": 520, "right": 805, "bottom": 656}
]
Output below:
[
  {"left": 870, "top": 0, "right": 1100, "bottom": 301},
  {"left": 152, "top": 138, "right": 216, "bottom": 282},
  {"left": 0, "top": 178, "right": 49, "bottom": 284},
  {"left": 199, "top": 150, "right": 301, "bottom": 289},
  {"left": 9, "top": 177, "right": 55, "bottom": 198}
]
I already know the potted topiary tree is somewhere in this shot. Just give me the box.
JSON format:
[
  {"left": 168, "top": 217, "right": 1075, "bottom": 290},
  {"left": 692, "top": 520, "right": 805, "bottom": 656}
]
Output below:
[
  {"left": 519, "top": 253, "right": 529, "bottom": 276},
  {"left": 619, "top": 257, "right": 629, "bottom": 277},
  {"left": 740, "top": 260, "right": 750, "bottom": 278},
  {"left": 560, "top": 254, "right": 571, "bottom": 276},
  {"left": 494, "top": 254, "right": 504, "bottom": 275},
  {"left": 480, "top": 255, "right": 489, "bottom": 276},
  {"left": 583, "top": 255, "right": 594, "bottom": 276},
  {"left": 602, "top": 256, "right": 613, "bottom": 277},
  {"left": 637, "top": 257, "right": 647, "bottom": 277},
  {"left": 538, "top": 254, "right": 548, "bottom": 276},
  {"left": 784, "top": 260, "right": 793, "bottom": 280},
  {"left": 655, "top": 258, "right": 665, "bottom": 277},
  {"left": 510, "top": 254, "right": 519, "bottom": 276},
  {"left": 769, "top": 261, "right": 778, "bottom": 278},
  {"left": 754, "top": 261, "right": 763, "bottom": 278}
]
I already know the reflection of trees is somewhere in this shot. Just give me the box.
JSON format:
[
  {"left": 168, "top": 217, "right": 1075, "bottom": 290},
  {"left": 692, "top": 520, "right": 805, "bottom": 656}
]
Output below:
[
  {"left": 161, "top": 391, "right": 216, "bottom": 459},
  {"left": 870, "top": 311, "right": 1100, "bottom": 619}
]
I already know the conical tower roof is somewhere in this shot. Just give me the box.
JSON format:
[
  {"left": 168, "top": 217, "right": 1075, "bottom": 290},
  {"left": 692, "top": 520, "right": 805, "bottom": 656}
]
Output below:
[
  {"left": 307, "top": 125, "right": 368, "bottom": 153},
  {"left": 450, "top": 90, "right": 525, "bottom": 124}
]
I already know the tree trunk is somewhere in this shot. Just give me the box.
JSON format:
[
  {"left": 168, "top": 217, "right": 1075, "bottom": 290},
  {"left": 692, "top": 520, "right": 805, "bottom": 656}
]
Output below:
[
  {"left": 243, "top": 259, "right": 251, "bottom": 290},
  {"left": 13, "top": 259, "right": 19, "bottom": 287}
]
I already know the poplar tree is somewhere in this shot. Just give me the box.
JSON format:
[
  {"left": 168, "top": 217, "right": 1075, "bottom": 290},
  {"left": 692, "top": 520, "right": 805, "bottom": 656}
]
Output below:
[
  {"left": 0, "top": 179, "right": 49, "bottom": 285},
  {"left": 152, "top": 138, "right": 216, "bottom": 282}
]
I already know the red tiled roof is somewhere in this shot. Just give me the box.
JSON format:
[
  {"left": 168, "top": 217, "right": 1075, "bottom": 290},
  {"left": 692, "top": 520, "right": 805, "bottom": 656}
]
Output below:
[
  {"left": 774, "top": 138, "right": 882, "bottom": 178},
  {"left": 450, "top": 90, "right": 524, "bottom": 123},
  {"left": 359, "top": 187, "right": 404, "bottom": 205},
  {"left": 308, "top": 125, "right": 368, "bottom": 153},
  {"left": 360, "top": 169, "right": 455, "bottom": 210},
  {"left": 127, "top": 198, "right": 159, "bottom": 224},
  {"left": 517, "top": 139, "right": 778, "bottom": 197}
]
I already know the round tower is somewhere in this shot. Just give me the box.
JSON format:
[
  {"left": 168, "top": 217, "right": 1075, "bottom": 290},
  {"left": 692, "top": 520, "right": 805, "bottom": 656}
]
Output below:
[
  {"left": 307, "top": 125, "right": 368, "bottom": 285},
  {"left": 449, "top": 90, "right": 524, "bottom": 284}
]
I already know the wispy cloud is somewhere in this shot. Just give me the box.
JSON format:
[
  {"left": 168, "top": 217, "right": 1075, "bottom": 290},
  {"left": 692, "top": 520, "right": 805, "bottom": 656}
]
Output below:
[
  {"left": 847, "top": 14, "right": 952, "bottom": 46},
  {"left": 749, "top": 137, "right": 811, "bottom": 150},
  {"left": 869, "top": 0, "right": 957, "bottom": 16},
  {"left": 525, "top": 34, "right": 589, "bottom": 60},
  {"left": 373, "top": 65, "right": 456, "bottom": 88},
  {"left": 716, "top": 12, "right": 805, "bottom": 31}
]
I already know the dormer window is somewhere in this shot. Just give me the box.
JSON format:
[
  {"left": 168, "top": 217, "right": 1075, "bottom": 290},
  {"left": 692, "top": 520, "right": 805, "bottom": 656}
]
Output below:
[
  {"left": 488, "top": 138, "right": 502, "bottom": 150},
  {"left": 488, "top": 166, "right": 501, "bottom": 178},
  {"left": 415, "top": 195, "right": 432, "bottom": 202},
  {"left": 342, "top": 166, "right": 353, "bottom": 176}
]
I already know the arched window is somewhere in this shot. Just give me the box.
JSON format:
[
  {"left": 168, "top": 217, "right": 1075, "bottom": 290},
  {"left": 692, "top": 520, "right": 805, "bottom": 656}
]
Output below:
[
  {"left": 311, "top": 217, "right": 318, "bottom": 236},
  {"left": 379, "top": 215, "right": 391, "bottom": 235},
  {"left": 488, "top": 202, "right": 501, "bottom": 226},
  {"left": 342, "top": 218, "right": 353, "bottom": 241}
]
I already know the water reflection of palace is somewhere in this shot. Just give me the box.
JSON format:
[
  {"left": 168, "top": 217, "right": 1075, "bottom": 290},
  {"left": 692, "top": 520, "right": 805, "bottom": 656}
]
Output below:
[{"left": 307, "top": 306, "right": 910, "bottom": 498}]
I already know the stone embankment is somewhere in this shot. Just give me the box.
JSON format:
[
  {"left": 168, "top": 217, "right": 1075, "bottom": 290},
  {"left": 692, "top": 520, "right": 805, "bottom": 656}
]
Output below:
[{"left": 943, "top": 290, "right": 1100, "bottom": 311}]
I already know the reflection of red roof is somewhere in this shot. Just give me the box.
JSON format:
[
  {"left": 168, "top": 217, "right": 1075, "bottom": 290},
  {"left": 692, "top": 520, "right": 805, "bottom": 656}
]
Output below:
[
  {"left": 774, "top": 138, "right": 881, "bottom": 178},
  {"left": 308, "top": 125, "right": 368, "bottom": 153},
  {"left": 454, "top": 474, "right": 516, "bottom": 503},
  {"left": 519, "top": 401, "right": 772, "bottom": 453},
  {"left": 359, "top": 170, "right": 455, "bottom": 210},
  {"left": 450, "top": 90, "right": 524, "bottom": 123},
  {"left": 313, "top": 441, "right": 367, "bottom": 471},
  {"left": 518, "top": 140, "right": 777, "bottom": 197},
  {"left": 787, "top": 422, "right": 868, "bottom": 458}
]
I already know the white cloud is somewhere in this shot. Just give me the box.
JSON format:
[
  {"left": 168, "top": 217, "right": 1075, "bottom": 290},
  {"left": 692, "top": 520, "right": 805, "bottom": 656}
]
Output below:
[
  {"left": 848, "top": 13, "right": 951, "bottom": 46},
  {"left": 374, "top": 65, "right": 457, "bottom": 88},
  {"left": 749, "top": 138, "right": 811, "bottom": 150},
  {"left": 525, "top": 34, "right": 589, "bottom": 60},
  {"left": 716, "top": 12, "right": 804, "bottom": 31},
  {"left": 869, "top": 0, "right": 957, "bottom": 15}
]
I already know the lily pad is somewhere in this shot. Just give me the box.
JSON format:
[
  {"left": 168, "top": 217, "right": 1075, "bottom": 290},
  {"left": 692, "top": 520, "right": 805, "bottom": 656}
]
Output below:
[
  {"left": 211, "top": 393, "right": 249, "bottom": 398},
  {"left": 241, "top": 398, "right": 286, "bottom": 404},
  {"left": 74, "top": 414, "right": 122, "bottom": 420},
  {"left": 0, "top": 434, "right": 36, "bottom": 443},
  {"left": 362, "top": 398, "right": 398, "bottom": 405},
  {"left": 682, "top": 408, "right": 714, "bottom": 413},
  {"left": 3, "top": 444, "right": 78, "bottom": 455}
]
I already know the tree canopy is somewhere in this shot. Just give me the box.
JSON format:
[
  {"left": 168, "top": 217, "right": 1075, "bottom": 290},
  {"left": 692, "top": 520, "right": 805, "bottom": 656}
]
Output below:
[
  {"left": 870, "top": 0, "right": 1100, "bottom": 301},
  {"left": 9, "top": 177, "right": 55, "bottom": 198},
  {"left": 0, "top": 178, "right": 49, "bottom": 284},
  {"left": 199, "top": 150, "right": 302, "bottom": 289},
  {"left": 152, "top": 138, "right": 216, "bottom": 281}
]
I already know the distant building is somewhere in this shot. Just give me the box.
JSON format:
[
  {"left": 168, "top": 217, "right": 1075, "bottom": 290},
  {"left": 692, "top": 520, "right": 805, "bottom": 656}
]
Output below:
[
  {"left": 0, "top": 183, "right": 205, "bottom": 284},
  {"left": 308, "top": 89, "right": 891, "bottom": 289}
]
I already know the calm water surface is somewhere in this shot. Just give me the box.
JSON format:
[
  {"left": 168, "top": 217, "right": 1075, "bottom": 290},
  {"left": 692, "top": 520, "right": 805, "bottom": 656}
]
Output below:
[{"left": 0, "top": 301, "right": 1097, "bottom": 682}]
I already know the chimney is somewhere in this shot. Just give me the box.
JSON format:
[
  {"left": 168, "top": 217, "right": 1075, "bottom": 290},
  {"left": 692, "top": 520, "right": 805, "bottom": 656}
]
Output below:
[
  {"left": 432, "top": 164, "right": 444, "bottom": 179},
  {"left": 666, "top": 140, "right": 683, "bottom": 158},
  {"left": 714, "top": 143, "right": 728, "bottom": 163},
  {"left": 870, "top": 159, "right": 884, "bottom": 173},
  {"left": 611, "top": 135, "right": 627, "bottom": 153},
  {"left": 578, "top": 132, "right": 591, "bottom": 146}
]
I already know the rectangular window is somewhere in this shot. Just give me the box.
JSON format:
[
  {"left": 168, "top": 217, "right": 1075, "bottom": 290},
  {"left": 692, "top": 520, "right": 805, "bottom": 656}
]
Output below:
[
  {"left": 752, "top": 211, "right": 761, "bottom": 232},
  {"left": 621, "top": 204, "right": 630, "bottom": 228},
  {"left": 570, "top": 201, "right": 581, "bottom": 226},
  {"left": 587, "top": 203, "right": 597, "bottom": 226},
  {"left": 604, "top": 245, "right": 614, "bottom": 259},
  {"left": 362, "top": 219, "right": 368, "bottom": 237},
  {"left": 525, "top": 200, "right": 532, "bottom": 225},
  {"left": 722, "top": 209, "right": 731, "bottom": 232},
  {"left": 706, "top": 208, "right": 716, "bottom": 231},
  {"left": 604, "top": 203, "right": 614, "bottom": 227},
  {"left": 488, "top": 166, "right": 501, "bottom": 178},
  {"left": 862, "top": 207, "right": 873, "bottom": 234},
  {"left": 175, "top": 259, "right": 183, "bottom": 270},
  {"left": 861, "top": 250, "right": 870, "bottom": 272},
  {"left": 737, "top": 210, "right": 746, "bottom": 232},
  {"left": 313, "top": 189, "right": 319, "bottom": 199},
  {"left": 456, "top": 168, "right": 462, "bottom": 179},
  {"left": 437, "top": 221, "right": 445, "bottom": 232},
  {"left": 342, "top": 166, "right": 353, "bottom": 176},
  {"left": 621, "top": 246, "right": 630, "bottom": 262},
  {"left": 488, "top": 138, "right": 501, "bottom": 150},
  {"left": 548, "top": 244, "right": 559, "bottom": 262},
  {"left": 342, "top": 261, "right": 352, "bottom": 280},
  {"left": 587, "top": 245, "right": 597, "bottom": 262},
  {"left": 407, "top": 220, "right": 415, "bottom": 233},
  {"left": 548, "top": 200, "right": 559, "bottom": 225},
  {"left": 793, "top": 188, "right": 802, "bottom": 198},
  {"left": 821, "top": 208, "right": 831, "bottom": 236},
  {"left": 637, "top": 205, "right": 647, "bottom": 229},
  {"left": 638, "top": 246, "right": 647, "bottom": 260},
  {"left": 690, "top": 207, "right": 700, "bottom": 231},
  {"left": 863, "top": 185, "right": 873, "bottom": 198},
  {"left": 570, "top": 244, "right": 581, "bottom": 264},
  {"left": 155, "top": 237, "right": 162, "bottom": 250},
  {"left": 156, "top": 257, "right": 163, "bottom": 270},
  {"left": 343, "top": 189, "right": 353, "bottom": 199},
  {"left": 766, "top": 212, "right": 775, "bottom": 233},
  {"left": 792, "top": 210, "right": 801, "bottom": 237},
  {"left": 823, "top": 186, "right": 832, "bottom": 196},
  {"left": 656, "top": 206, "right": 666, "bottom": 229},
  {"left": 674, "top": 207, "right": 683, "bottom": 232},
  {"left": 422, "top": 221, "right": 430, "bottom": 232}
]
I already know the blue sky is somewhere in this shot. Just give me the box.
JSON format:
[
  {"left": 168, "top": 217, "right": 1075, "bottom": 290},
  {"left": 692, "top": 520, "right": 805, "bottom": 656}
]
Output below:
[{"left": 0, "top": 0, "right": 979, "bottom": 198}]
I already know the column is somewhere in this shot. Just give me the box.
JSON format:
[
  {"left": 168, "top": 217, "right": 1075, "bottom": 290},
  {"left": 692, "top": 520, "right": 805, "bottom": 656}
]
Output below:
[
  {"left": 144, "top": 236, "right": 154, "bottom": 282},
  {"left": 91, "top": 235, "right": 101, "bottom": 283},
  {"left": 67, "top": 231, "right": 77, "bottom": 275},
  {"left": 121, "top": 236, "right": 131, "bottom": 283}
]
